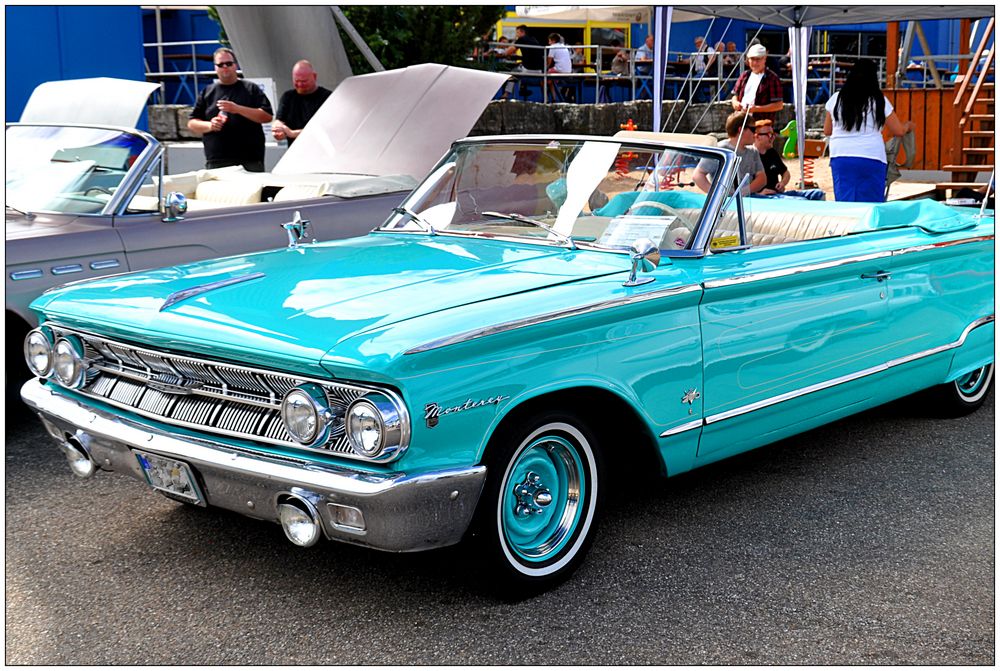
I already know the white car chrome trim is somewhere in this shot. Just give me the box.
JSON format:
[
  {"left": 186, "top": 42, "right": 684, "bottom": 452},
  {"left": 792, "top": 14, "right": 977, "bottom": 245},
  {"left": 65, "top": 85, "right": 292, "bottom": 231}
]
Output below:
[
  {"left": 703, "top": 251, "right": 893, "bottom": 289},
  {"left": 659, "top": 419, "right": 704, "bottom": 438},
  {"left": 405, "top": 283, "right": 702, "bottom": 355},
  {"left": 892, "top": 234, "right": 995, "bottom": 256},
  {"left": 702, "top": 315, "right": 995, "bottom": 426}
]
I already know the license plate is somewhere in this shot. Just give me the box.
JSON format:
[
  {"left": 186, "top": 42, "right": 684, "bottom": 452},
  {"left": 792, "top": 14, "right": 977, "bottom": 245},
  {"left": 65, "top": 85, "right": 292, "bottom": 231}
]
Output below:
[{"left": 134, "top": 450, "right": 204, "bottom": 505}]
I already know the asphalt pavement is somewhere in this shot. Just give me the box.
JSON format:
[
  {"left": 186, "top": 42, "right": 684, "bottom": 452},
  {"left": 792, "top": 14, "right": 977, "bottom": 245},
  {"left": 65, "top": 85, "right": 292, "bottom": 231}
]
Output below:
[{"left": 5, "top": 390, "right": 994, "bottom": 664}]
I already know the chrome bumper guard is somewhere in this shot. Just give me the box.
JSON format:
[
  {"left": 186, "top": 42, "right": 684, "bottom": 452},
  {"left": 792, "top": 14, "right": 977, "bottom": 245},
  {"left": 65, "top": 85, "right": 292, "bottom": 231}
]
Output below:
[{"left": 22, "top": 379, "right": 486, "bottom": 552}]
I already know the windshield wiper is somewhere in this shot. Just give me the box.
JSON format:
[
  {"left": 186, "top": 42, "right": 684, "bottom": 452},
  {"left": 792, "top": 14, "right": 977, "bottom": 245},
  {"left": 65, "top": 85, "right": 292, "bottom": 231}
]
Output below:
[
  {"left": 6, "top": 204, "right": 34, "bottom": 220},
  {"left": 391, "top": 206, "right": 436, "bottom": 235},
  {"left": 481, "top": 211, "right": 577, "bottom": 250}
]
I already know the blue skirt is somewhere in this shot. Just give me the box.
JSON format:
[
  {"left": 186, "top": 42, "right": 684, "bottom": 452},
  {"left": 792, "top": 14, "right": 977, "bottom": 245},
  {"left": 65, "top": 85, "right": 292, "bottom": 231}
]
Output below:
[{"left": 831, "top": 156, "right": 888, "bottom": 202}]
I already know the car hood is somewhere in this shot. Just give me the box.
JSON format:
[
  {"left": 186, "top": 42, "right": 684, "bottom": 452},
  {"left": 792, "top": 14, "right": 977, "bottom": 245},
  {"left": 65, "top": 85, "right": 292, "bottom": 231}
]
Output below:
[{"left": 34, "top": 233, "right": 632, "bottom": 372}]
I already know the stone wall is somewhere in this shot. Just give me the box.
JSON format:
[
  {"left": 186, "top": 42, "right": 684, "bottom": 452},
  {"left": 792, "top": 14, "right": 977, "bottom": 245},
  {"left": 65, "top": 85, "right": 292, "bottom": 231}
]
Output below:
[{"left": 147, "top": 101, "right": 828, "bottom": 142}]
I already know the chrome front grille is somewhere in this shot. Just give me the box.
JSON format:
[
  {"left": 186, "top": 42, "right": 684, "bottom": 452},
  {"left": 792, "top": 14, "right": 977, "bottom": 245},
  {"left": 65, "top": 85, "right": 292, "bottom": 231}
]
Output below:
[{"left": 49, "top": 326, "right": 377, "bottom": 457}]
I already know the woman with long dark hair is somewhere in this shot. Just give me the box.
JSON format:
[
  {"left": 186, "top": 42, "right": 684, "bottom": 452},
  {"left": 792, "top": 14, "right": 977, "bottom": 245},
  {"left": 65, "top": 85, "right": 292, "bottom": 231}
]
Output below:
[{"left": 823, "top": 59, "right": 914, "bottom": 201}]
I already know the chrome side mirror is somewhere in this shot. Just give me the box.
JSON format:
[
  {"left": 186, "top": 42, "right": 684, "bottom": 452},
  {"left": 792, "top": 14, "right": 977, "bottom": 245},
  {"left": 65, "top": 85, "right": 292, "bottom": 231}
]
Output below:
[
  {"left": 623, "top": 237, "right": 660, "bottom": 287},
  {"left": 282, "top": 210, "right": 312, "bottom": 248},
  {"left": 162, "top": 192, "right": 187, "bottom": 222}
]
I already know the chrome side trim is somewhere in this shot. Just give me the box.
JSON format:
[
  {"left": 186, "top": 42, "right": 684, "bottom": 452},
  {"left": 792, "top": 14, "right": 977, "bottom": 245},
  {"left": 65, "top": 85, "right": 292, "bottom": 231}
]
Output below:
[
  {"left": 160, "top": 272, "right": 266, "bottom": 311},
  {"left": 704, "top": 315, "right": 995, "bottom": 425},
  {"left": 10, "top": 269, "right": 43, "bottom": 281},
  {"left": 703, "top": 251, "right": 892, "bottom": 289},
  {"left": 702, "top": 234, "right": 994, "bottom": 290},
  {"left": 893, "top": 234, "right": 994, "bottom": 257},
  {"left": 404, "top": 283, "right": 702, "bottom": 355},
  {"left": 89, "top": 259, "right": 121, "bottom": 270},
  {"left": 52, "top": 264, "right": 83, "bottom": 275},
  {"left": 659, "top": 418, "right": 704, "bottom": 438}
]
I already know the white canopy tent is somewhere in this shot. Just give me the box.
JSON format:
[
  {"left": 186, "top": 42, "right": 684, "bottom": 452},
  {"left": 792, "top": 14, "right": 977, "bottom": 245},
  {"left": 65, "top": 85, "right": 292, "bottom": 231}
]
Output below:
[{"left": 646, "top": 5, "right": 995, "bottom": 181}]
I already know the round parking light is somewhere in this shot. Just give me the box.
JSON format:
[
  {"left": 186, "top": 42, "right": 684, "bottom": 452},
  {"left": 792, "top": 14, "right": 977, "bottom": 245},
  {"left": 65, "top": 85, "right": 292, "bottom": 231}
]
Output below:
[
  {"left": 60, "top": 438, "right": 97, "bottom": 478},
  {"left": 277, "top": 498, "right": 322, "bottom": 547}
]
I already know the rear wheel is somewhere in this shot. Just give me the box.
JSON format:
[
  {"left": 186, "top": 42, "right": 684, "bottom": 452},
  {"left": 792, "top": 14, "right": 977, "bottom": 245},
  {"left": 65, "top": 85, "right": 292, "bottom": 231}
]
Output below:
[
  {"left": 472, "top": 411, "right": 603, "bottom": 594},
  {"left": 924, "top": 363, "right": 994, "bottom": 417}
]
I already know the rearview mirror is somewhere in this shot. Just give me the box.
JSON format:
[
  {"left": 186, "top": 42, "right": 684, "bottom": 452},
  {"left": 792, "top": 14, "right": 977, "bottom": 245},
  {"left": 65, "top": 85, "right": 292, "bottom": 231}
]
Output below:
[
  {"left": 162, "top": 192, "right": 187, "bottom": 222},
  {"left": 623, "top": 237, "right": 660, "bottom": 287}
]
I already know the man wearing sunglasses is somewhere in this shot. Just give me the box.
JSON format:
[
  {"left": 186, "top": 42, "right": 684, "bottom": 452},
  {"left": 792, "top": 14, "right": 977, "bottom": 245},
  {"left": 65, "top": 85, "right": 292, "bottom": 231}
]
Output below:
[
  {"left": 752, "top": 119, "right": 825, "bottom": 200},
  {"left": 187, "top": 47, "right": 274, "bottom": 172}
]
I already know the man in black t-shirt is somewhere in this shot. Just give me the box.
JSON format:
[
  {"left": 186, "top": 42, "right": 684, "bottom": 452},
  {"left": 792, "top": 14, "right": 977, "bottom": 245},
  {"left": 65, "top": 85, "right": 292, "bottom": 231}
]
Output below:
[
  {"left": 272, "top": 60, "right": 332, "bottom": 147},
  {"left": 187, "top": 48, "right": 274, "bottom": 172},
  {"left": 502, "top": 25, "right": 544, "bottom": 98}
]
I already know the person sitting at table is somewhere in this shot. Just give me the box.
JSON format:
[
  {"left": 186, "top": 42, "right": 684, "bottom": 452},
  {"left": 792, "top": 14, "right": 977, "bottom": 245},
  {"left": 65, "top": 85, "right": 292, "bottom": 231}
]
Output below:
[
  {"left": 723, "top": 41, "right": 739, "bottom": 68},
  {"left": 730, "top": 43, "right": 784, "bottom": 124},
  {"left": 546, "top": 33, "right": 574, "bottom": 102},
  {"left": 546, "top": 33, "right": 571, "bottom": 73},
  {"left": 633, "top": 35, "right": 654, "bottom": 76},
  {"left": 502, "top": 25, "right": 544, "bottom": 99},
  {"left": 691, "top": 36, "right": 717, "bottom": 102}
]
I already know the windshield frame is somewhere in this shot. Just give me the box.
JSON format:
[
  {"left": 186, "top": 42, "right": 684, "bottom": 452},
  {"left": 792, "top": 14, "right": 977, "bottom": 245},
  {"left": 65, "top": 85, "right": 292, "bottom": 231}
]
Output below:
[
  {"left": 5, "top": 122, "right": 162, "bottom": 218},
  {"left": 375, "top": 134, "right": 735, "bottom": 257}
]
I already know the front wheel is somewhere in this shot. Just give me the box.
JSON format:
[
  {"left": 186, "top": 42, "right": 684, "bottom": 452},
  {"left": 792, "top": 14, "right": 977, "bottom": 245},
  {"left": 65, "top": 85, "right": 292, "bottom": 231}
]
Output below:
[
  {"left": 924, "top": 363, "right": 994, "bottom": 417},
  {"left": 472, "top": 412, "right": 603, "bottom": 594}
]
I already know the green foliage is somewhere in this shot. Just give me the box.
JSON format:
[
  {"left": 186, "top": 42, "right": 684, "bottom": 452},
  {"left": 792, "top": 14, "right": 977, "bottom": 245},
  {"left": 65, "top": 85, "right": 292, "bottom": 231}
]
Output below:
[
  {"left": 206, "top": 6, "right": 229, "bottom": 46},
  {"left": 338, "top": 6, "right": 506, "bottom": 73}
]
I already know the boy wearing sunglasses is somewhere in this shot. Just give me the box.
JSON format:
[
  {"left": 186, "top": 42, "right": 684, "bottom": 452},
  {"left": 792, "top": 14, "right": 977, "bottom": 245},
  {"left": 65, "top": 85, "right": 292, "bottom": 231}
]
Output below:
[{"left": 752, "top": 119, "right": 825, "bottom": 200}]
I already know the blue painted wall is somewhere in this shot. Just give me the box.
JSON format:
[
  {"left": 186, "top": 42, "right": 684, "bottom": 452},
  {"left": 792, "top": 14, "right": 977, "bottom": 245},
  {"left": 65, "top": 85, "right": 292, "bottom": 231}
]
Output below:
[{"left": 6, "top": 5, "right": 145, "bottom": 122}]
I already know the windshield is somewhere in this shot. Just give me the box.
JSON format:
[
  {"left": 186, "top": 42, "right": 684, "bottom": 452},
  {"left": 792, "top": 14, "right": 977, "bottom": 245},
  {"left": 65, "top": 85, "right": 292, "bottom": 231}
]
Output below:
[
  {"left": 380, "top": 139, "right": 723, "bottom": 252},
  {"left": 6, "top": 125, "right": 151, "bottom": 215}
]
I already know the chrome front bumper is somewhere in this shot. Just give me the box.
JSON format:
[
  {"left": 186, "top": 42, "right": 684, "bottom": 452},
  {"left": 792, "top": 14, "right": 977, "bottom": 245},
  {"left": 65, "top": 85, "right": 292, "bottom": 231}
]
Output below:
[{"left": 21, "top": 379, "right": 486, "bottom": 552}]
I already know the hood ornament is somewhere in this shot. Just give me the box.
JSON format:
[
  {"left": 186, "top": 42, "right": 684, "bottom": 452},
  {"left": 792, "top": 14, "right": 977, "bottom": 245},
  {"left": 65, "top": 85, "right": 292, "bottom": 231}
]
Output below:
[
  {"left": 160, "top": 272, "right": 266, "bottom": 311},
  {"left": 282, "top": 210, "right": 312, "bottom": 248}
]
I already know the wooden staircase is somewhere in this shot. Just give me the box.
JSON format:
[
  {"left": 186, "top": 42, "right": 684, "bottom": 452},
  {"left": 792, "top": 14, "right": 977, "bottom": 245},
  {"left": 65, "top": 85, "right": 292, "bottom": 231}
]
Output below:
[{"left": 939, "top": 17, "right": 995, "bottom": 194}]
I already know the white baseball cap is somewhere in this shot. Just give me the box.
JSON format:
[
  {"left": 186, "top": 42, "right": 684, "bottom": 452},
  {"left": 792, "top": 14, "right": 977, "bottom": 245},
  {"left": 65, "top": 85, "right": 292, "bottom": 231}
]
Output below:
[{"left": 747, "top": 44, "right": 768, "bottom": 58}]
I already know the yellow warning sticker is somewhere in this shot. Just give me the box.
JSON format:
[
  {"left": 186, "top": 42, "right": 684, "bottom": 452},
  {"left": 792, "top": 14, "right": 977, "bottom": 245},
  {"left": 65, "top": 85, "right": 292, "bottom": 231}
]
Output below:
[{"left": 710, "top": 235, "right": 740, "bottom": 249}]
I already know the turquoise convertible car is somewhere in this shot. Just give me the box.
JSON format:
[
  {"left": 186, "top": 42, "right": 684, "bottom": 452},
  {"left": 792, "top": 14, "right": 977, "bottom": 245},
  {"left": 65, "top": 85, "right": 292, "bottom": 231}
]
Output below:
[{"left": 21, "top": 134, "right": 994, "bottom": 592}]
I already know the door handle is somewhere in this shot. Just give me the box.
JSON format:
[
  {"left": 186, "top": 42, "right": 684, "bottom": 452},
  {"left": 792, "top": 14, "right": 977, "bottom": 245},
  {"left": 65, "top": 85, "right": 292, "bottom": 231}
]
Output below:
[{"left": 861, "top": 270, "right": 891, "bottom": 282}]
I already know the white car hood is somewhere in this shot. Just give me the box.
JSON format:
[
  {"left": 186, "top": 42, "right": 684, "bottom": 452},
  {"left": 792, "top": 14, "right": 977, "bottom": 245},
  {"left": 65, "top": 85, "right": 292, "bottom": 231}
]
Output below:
[
  {"left": 19, "top": 78, "right": 160, "bottom": 128},
  {"left": 272, "top": 63, "right": 508, "bottom": 178}
]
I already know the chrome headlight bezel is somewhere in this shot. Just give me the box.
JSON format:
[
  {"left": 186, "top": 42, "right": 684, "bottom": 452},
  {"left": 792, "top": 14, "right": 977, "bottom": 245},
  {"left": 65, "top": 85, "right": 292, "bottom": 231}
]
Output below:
[
  {"left": 280, "top": 383, "right": 335, "bottom": 447},
  {"left": 24, "top": 327, "right": 55, "bottom": 378},
  {"left": 346, "top": 392, "right": 407, "bottom": 461},
  {"left": 52, "top": 336, "right": 87, "bottom": 389}
]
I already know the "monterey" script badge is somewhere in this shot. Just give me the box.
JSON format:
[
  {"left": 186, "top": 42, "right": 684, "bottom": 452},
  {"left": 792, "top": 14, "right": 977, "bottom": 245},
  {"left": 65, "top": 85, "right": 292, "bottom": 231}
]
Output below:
[{"left": 424, "top": 395, "right": 509, "bottom": 428}]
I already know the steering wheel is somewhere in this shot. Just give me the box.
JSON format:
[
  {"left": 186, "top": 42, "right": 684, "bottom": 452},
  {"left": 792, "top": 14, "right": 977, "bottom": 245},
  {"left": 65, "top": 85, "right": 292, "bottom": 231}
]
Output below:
[
  {"left": 624, "top": 199, "right": 683, "bottom": 218},
  {"left": 84, "top": 186, "right": 113, "bottom": 197}
]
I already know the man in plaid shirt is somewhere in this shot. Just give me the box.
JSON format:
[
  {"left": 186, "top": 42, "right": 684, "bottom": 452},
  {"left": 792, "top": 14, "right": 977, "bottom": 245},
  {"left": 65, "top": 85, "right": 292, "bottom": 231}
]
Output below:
[{"left": 730, "top": 43, "right": 784, "bottom": 124}]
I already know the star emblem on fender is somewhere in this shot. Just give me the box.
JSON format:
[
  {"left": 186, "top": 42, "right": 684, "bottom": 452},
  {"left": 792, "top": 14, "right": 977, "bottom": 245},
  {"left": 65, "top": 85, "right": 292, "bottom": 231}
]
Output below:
[{"left": 681, "top": 388, "right": 700, "bottom": 405}]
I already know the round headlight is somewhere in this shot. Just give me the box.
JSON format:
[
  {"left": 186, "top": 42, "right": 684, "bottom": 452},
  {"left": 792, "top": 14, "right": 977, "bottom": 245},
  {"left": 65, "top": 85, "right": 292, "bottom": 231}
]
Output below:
[
  {"left": 24, "top": 328, "right": 54, "bottom": 377},
  {"left": 346, "top": 392, "right": 407, "bottom": 460},
  {"left": 52, "top": 336, "right": 86, "bottom": 388},
  {"left": 280, "top": 384, "right": 333, "bottom": 446}
]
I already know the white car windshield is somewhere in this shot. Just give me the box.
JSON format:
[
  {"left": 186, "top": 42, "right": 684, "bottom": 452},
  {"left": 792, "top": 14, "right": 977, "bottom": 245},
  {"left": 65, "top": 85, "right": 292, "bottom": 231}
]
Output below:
[
  {"left": 6, "top": 125, "right": 150, "bottom": 215},
  {"left": 381, "top": 139, "right": 723, "bottom": 252}
]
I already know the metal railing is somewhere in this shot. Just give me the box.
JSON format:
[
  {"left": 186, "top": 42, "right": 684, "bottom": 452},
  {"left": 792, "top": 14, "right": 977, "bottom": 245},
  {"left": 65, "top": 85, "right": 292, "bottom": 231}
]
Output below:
[
  {"left": 143, "top": 39, "right": 226, "bottom": 105},
  {"left": 475, "top": 42, "right": 973, "bottom": 104}
]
